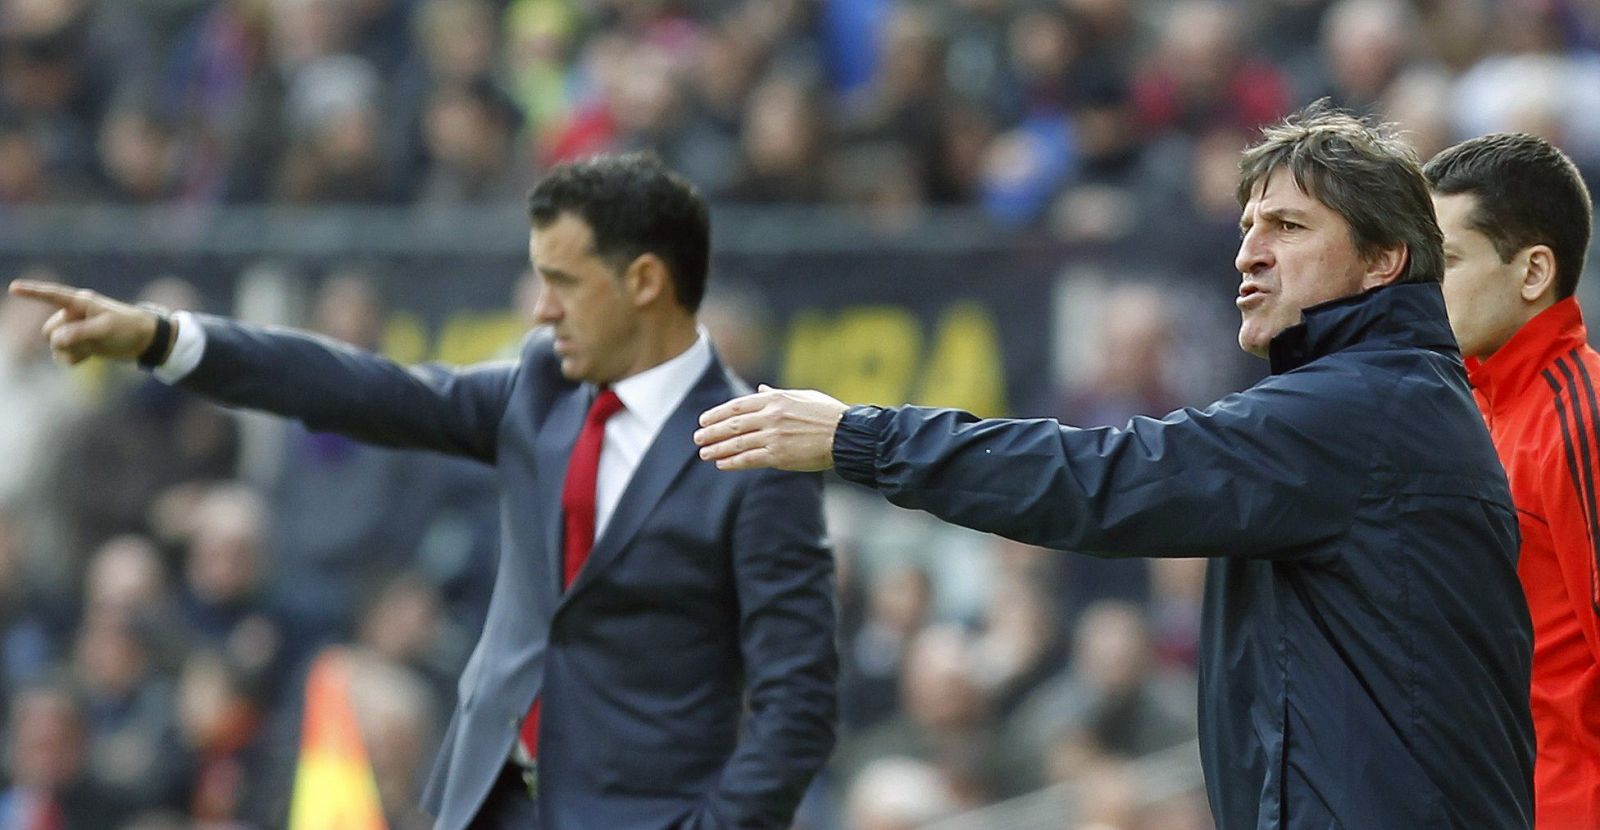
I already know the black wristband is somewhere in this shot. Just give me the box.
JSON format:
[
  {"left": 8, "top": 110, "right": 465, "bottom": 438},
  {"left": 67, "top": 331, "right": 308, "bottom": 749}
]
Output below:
[{"left": 136, "top": 304, "right": 173, "bottom": 369}]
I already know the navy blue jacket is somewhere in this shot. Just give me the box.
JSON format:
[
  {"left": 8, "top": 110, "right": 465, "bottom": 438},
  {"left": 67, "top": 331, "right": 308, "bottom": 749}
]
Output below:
[
  {"left": 179, "top": 321, "right": 837, "bottom": 830},
  {"left": 832, "top": 283, "right": 1534, "bottom": 829}
]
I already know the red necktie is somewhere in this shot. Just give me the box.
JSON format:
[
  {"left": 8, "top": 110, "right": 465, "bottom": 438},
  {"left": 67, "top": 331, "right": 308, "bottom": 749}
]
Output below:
[{"left": 519, "top": 387, "right": 625, "bottom": 760}]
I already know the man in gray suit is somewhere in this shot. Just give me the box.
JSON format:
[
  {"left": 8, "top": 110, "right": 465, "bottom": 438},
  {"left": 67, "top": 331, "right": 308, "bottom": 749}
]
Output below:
[{"left": 11, "top": 153, "right": 838, "bottom": 830}]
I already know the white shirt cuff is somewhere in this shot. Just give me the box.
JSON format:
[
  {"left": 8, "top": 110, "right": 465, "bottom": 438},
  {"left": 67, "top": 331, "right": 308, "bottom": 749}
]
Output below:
[{"left": 152, "top": 310, "right": 206, "bottom": 384}]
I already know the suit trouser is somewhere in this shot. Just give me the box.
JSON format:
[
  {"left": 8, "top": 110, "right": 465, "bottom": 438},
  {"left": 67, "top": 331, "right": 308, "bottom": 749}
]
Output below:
[{"left": 466, "top": 764, "right": 542, "bottom": 830}]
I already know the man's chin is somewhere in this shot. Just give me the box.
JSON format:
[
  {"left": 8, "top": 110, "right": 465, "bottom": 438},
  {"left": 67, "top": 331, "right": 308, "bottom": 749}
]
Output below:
[{"left": 1238, "top": 328, "right": 1270, "bottom": 359}]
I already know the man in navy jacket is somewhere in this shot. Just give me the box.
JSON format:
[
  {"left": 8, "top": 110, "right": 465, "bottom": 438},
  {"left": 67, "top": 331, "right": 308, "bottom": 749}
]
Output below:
[{"left": 697, "top": 105, "right": 1535, "bottom": 828}]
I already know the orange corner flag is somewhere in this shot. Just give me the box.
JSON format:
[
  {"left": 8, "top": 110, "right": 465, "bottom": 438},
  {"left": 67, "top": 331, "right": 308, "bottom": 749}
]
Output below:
[{"left": 288, "top": 649, "right": 388, "bottom": 830}]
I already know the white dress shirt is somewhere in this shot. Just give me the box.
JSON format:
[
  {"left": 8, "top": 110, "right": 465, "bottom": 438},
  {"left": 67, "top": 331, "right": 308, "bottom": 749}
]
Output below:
[
  {"left": 154, "top": 312, "right": 713, "bottom": 538},
  {"left": 591, "top": 332, "right": 711, "bottom": 538}
]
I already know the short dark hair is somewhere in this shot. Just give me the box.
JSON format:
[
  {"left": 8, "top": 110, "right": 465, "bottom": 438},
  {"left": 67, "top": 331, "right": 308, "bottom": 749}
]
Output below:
[
  {"left": 1238, "top": 100, "right": 1443, "bottom": 285},
  {"left": 1423, "top": 133, "right": 1593, "bottom": 300},
  {"left": 527, "top": 152, "right": 711, "bottom": 312}
]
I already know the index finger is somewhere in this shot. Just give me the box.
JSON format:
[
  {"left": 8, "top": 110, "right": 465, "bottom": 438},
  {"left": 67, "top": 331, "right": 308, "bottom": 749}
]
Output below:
[
  {"left": 8, "top": 280, "right": 88, "bottom": 311},
  {"left": 699, "top": 392, "right": 771, "bottom": 428}
]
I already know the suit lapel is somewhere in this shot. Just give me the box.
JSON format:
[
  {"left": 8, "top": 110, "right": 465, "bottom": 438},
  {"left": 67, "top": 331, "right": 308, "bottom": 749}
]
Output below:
[
  {"left": 536, "top": 384, "right": 591, "bottom": 604},
  {"left": 559, "top": 357, "right": 732, "bottom": 607}
]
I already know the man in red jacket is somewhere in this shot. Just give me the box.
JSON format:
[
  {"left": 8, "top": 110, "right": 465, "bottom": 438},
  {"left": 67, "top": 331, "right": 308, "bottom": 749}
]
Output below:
[{"left": 1427, "top": 133, "right": 1599, "bottom": 828}]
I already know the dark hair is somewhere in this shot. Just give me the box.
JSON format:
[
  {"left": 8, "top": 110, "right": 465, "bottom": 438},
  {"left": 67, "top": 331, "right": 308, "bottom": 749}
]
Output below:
[
  {"left": 1238, "top": 100, "right": 1443, "bottom": 285},
  {"left": 1423, "top": 133, "right": 1593, "bottom": 300},
  {"left": 527, "top": 152, "right": 711, "bottom": 312}
]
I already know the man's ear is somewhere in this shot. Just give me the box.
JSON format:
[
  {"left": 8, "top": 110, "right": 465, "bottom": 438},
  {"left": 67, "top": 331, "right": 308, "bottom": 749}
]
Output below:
[
  {"left": 1519, "top": 245, "right": 1559, "bottom": 304},
  {"left": 624, "top": 253, "right": 672, "bottom": 308},
  {"left": 1361, "top": 244, "right": 1408, "bottom": 289}
]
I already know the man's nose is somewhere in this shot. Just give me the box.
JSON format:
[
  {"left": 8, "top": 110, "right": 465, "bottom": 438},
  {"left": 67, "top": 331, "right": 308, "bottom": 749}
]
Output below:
[
  {"left": 532, "top": 287, "right": 560, "bottom": 323},
  {"left": 1235, "top": 227, "right": 1273, "bottom": 276}
]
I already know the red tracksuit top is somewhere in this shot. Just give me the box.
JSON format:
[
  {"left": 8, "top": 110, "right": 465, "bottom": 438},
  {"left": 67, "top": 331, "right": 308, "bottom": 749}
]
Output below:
[{"left": 1468, "top": 297, "right": 1600, "bottom": 829}]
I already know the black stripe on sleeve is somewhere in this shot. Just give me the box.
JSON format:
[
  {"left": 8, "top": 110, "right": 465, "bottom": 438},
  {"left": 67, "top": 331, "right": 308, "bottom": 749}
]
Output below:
[
  {"left": 1551, "top": 357, "right": 1600, "bottom": 618},
  {"left": 1541, "top": 367, "right": 1586, "bottom": 545},
  {"left": 1564, "top": 351, "right": 1600, "bottom": 617}
]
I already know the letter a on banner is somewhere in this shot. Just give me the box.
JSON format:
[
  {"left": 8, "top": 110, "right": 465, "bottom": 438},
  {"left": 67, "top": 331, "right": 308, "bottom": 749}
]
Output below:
[{"left": 289, "top": 649, "right": 388, "bottom": 830}]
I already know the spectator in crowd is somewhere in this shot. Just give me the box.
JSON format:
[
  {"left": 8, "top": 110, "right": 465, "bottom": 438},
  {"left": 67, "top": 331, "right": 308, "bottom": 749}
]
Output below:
[
  {"left": 1130, "top": 1, "right": 1290, "bottom": 140},
  {"left": 263, "top": 271, "right": 433, "bottom": 648},
  {"left": 0, "top": 115, "right": 48, "bottom": 204},
  {"left": 0, "top": 1, "right": 113, "bottom": 199},
  {"left": 158, "top": 0, "right": 275, "bottom": 202},
  {"left": 173, "top": 649, "right": 268, "bottom": 828},
  {"left": 1315, "top": 0, "right": 1416, "bottom": 113},
  {"left": 724, "top": 74, "right": 829, "bottom": 203},
  {"left": 0, "top": 508, "right": 52, "bottom": 714},
  {"left": 844, "top": 756, "right": 957, "bottom": 830},
  {"left": 95, "top": 107, "right": 179, "bottom": 203},
  {"left": 1379, "top": 67, "right": 1454, "bottom": 161},
  {"left": 838, "top": 564, "right": 931, "bottom": 734},
  {"left": 1452, "top": 0, "right": 1600, "bottom": 171},
  {"left": 72, "top": 608, "right": 183, "bottom": 813},
  {"left": 417, "top": 77, "right": 527, "bottom": 205},
  {"left": 0, "top": 269, "right": 80, "bottom": 508},
  {"left": 1009, "top": 601, "right": 1197, "bottom": 790},
  {"left": 502, "top": 0, "right": 582, "bottom": 152},
  {"left": 179, "top": 485, "right": 284, "bottom": 696},
  {"left": 342, "top": 649, "right": 439, "bottom": 830},
  {"left": 682, "top": 18, "right": 762, "bottom": 169},
  {"left": 843, "top": 4, "right": 959, "bottom": 205},
  {"left": 355, "top": 571, "right": 466, "bottom": 713},
  {"left": 391, "top": 0, "right": 500, "bottom": 193},
  {"left": 82, "top": 534, "right": 185, "bottom": 674},
  {"left": 344, "top": 0, "right": 411, "bottom": 78},
  {"left": 0, "top": 684, "right": 125, "bottom": 829},
  {"left": 836, "top": 624, "right": 1009, "bottom": 804},
  {"left": 971, "top": 541, "right": 1068, "bottom": 712},
  {"left": 1058, "top": 283, "right": 1186, "bottom": 444},
  {"left": 696, "top": 285, "right": 776, "bottom": 383},
  {"left": 606, "top": 44, "right": 734, "bottom": 190},
  {"left": 275, "top": 54, "right": 394, "bottom": 203}
]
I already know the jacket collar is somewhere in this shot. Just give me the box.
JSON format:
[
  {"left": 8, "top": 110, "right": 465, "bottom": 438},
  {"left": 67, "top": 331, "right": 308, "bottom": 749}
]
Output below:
[
  {"left": 1465, "top": 297, "right": 1588, "bottom": 409},
  {"left": 555, "top": 348, "right": 737, "bottom": 612},
  {"left": 1268, "top": 282, "right": 1459, "bottom": 374}
]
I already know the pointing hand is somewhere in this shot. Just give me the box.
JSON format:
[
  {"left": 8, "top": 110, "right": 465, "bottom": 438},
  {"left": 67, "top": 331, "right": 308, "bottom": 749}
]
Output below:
[{"left": 7, "top": 279, "right": 165, "bottom": 366}]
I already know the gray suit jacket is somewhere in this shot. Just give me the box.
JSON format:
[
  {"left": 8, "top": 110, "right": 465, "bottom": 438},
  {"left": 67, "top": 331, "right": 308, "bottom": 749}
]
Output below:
[{"left": 179, "top": 319, "right": 838, "bottom": 829}]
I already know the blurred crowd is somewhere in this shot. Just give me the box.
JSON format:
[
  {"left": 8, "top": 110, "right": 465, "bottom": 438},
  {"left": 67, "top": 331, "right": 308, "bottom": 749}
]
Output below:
[
  {"left": 0, "top": 0, "right": 1597, "bottom": 229},
  {"left": 4, "top": 0, "right": 1600, "bottom": 829},
  {"left": 0, "top": 266, "right": 501, "bottom": 829}
]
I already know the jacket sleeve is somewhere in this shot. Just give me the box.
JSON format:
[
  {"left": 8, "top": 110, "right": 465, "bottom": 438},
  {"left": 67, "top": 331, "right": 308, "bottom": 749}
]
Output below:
[
  {"left": 689, "top": 469, "right": 838, "bottom": 829},
  {"left": 178, "top": 315, "right": 519, "bottom": 464},
  {"left": 1539, "top": 439, "right": 1600, "bottom": 666},
  {"left": 831, "top": 368, "right": 1368, "bottom": 560}
]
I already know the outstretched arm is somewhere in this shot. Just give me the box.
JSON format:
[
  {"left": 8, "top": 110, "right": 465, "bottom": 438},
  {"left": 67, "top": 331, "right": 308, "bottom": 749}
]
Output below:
[
  {"left": 9, "top": 279, "right": 520, "bottom": 463},
  {"left": 696, "top": 373, "right": 1368, "bottom": 559}
]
